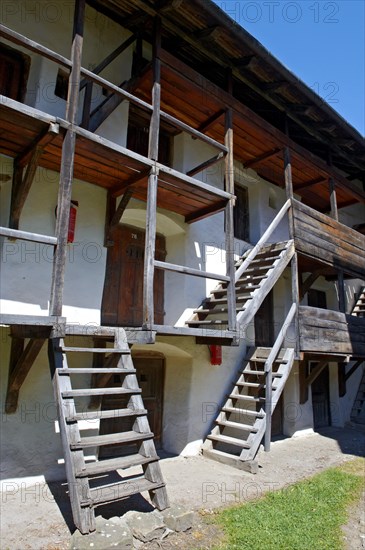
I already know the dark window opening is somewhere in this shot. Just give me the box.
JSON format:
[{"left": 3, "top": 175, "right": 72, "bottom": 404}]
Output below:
[
  {"left": 0, "top": 44, "right": 30, "bottom": 101},
  {"left": 54, "top": 68, "right": 70, "bottom": 100},
  {"left": 127, "top": 119, "right": 172, "bottom": 166},
  {"left": 233, "top": 185, "right": 249, "bottom": 241},
  {"left": 307, "top": 289, "right": 327, "bottom": 309}
]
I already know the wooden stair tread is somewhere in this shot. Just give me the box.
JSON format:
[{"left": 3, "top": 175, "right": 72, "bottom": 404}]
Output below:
[
  {"left": 66, "top": 408, "right": 147, "bottom": 422},
  {"left": 86, "top": 478, "right": 165, "bottom": 506},
  {"left": 58, "top": 368, "right": 136, "bottom": 374},
  {"left": 217, "top": 419, "right": 258, "bottom": 432},
  {"left": 77, "top": 453, "right": 159, "bottom": 477},
  {"left": 70, "top": 430, "right": 154, "bottom": 449},
  {"left": 229, "top": 393, "right": 265, "bottom": 402},
  {"left": 187, "top": 320, "right": 228, "bottom": 326},
  {"left": 236, "top": 381, "right": 263, "bottom": 388},
  {"left": 60, "top": 347, "right": 129, "bottom": 353},
  {"left": 223, "top": 406, "right": 265, "bottom": 418},
  {"left": 62, "top": 388, "right": 141, "bottom": 397},
  {"left": 208, "top": 433, "right": 251, "bottom": 448}
]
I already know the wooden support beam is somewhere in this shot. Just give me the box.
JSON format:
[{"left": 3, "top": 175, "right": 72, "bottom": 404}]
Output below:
[
  {"left": 110, "top": 168, "right": 150, "bottom": 198},
  {"left": 305, "top": 360, "right": 328, "bottom": 388},
  {"left": 185, "top": 199, "right": 227, "bottom": 223},
  {"left": 16, "top": 123, "right": 60, "bottom": 168},
  {"left": 154, "top": 259, "right": 230, "bottom": 281},
  {"left": 293, "top": 177, "right": 328, "bottom": 192},
  {"left": 243, "top": 148, "right": 281, "bottom": 169},
  {"left": 224, "top": 93, "right": 237, "bottom": 333},
  {"left": 299, "top": 361, "right": 308, "bottom": 404},
  {"left": 300, "top": 272, "right": 320, "bottom": 301},
  {"left": 5, "top": 338, "right": 45, "bottom": 413},
  {"left": 108, "top": 189, "right": 134, "bottom": 231},
  {"left": 9, "top": 146, "right": 44, "bottom": 230},
  {"left": 186, "top": 152, "right": 225, "bottom": 177},
  {"left": 345, "top": 360, "right": 363, "bottom": 381},
  {"left": 0, "top": 226, "right": 57, "bottom": 245},
  {"left": 143, "top": 17, "right": 161, "bottom": 328},
  {"left": 79, "top": 33, "right": 136, "bottom": 90},
  {"left": 49, "top": 0, "right": 85, "bottom": 317},
  {"left": 196, "top": 109, "right": 226, "bottom": 135}
]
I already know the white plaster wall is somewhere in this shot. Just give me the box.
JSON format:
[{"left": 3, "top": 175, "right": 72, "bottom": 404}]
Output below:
[{"left": 0, "top": 161, "right": 107, "bottom": 324}]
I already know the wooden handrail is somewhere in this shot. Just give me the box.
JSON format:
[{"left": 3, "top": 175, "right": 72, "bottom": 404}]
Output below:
[
  {"left": 0, "top": 227, "right": 57, "bottom": 245},
  {"left": 235, "top": 199, "right": 291, "bottom": 282},
  {"left": 264, "top": 302, "right": 297, "bottom": 451}
]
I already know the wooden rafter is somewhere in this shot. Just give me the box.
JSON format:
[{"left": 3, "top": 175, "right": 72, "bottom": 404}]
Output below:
[
  {"left": 345, "top": 360, "right": 363, "bottom": 381},
  {"left": 294, "top": 176, "right": 328, "bottom": 192},
  {"left": 196, "top": 109, "right": 225, "bottom": 135},
  {"left": 187, "top": 152, "right": 225, "bottom": 177},
  {"left": 299, "top": 272, "right": 321, "bottom": 301},
  {"left": 243, "top": 147, "right": 281, "bottom": 169}
]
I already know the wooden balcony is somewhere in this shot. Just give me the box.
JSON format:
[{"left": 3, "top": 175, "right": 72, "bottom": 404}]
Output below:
[
  {"left": 292, "top": 199, "right": 365, "bottom": 280},
  {"left": 299, "top": 306, "right": 365, "bottom": 358}
]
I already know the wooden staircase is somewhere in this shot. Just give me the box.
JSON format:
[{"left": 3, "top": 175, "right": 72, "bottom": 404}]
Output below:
[
  {"left": 350, "top": 366, "right": 365, "bottom": 425},
  {"left": 352, "top": 287, "right": 365, "bottom": 317},
  {"left": 48, "top": 328, "right": 168, "bottom": 534},
  {"left": 186, "top": 240, "right": 294, "bottom": 330},
  {"left": 202, "top": 346, "right": 295, "bottom": 468}
]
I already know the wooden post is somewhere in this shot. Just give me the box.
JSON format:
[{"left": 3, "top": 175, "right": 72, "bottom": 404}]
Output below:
[
  {"left": 329, "top": 169, "right": 346, "bottom": 312},
  {"left": 224, "top": 71, "right": 237, "bottom": 333},
  {"left": 143, "top": 17, "right": 161, "bottom": 328},
  {"left": 49, "top": 0, "right": 85, "bottom": 316},
  {"left": 284, "top": 147, "right": 300, "bottom": 359}
]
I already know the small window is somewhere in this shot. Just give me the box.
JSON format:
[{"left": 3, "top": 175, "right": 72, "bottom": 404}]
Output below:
[
  {"left": 233, "top": 185, "right": 249, "bottom": 241},
  {"left": 308, "top": 289, "right": 327, "bottom": 309},
  {"left": 0, "top": 44, "right": 30, "bottom": 101}
]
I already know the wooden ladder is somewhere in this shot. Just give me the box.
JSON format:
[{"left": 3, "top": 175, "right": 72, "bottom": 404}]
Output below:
[
  {"left": 202, "top": 346, "right": 295, "bottom": 468},
  {"left": 48, "top": 328, "right": 168, "bottom": 534}
]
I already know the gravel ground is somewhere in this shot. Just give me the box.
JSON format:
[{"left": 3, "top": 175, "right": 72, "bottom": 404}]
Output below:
[{"left": 0, "top": 425, "right": 364, "bottom": 549}]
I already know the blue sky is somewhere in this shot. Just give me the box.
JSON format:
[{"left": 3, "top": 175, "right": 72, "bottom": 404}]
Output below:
[{"left": 213, "top": 0, "right": 365, "bottom": 136}]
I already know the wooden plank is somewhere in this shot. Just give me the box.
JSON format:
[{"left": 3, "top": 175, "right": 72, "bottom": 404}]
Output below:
[
  {"left": 49, "top": 0, "right": 85, "bottom": 317},
  {"left": 154, "top": 259, "right": 230, "bottom": 281},
  {"left": 108, "top": 189, "right": 134, "bottom": 229},
  {"left": 16, "top": 123, "right": 60, "bottom": 168},
  {"left": 186, "top": 152, "right": 225, "bottom": 177},
  {"left": 0, "top": 226, "right": 57, "bottom": 245},
  {"left": 184, "top": 200, "right": 227, "bottom": 223}
]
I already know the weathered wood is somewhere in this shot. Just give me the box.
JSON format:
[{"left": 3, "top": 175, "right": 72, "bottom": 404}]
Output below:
[
  {"left": 184, "top": 200, "right": 227, "bottom": 223},
  {"left": 234, "top": 201, "right": 291, "bottom": 282},
  {"left": 9, "top": 146, "right": 44, "bottom": 230},
  {"left": 49, "top": 0, "right": 85, "bottom": 316},
  {"left": 16, "top": 122, "right": 59, "bottom": 168},
  {"left": 0, "top": 227, "right": 57, "bottom": 245},
  {"left": 5, "top": 336, "right": 24, "bottom": 414},
  {"left": 48, "top": 338, "right": 94, "bottom": 534},
  {"left": 104, "top": 192, "right": 116, "bottom": 247},
  {"left": 80, "top": 81, "right": 93, "bottom": 129},
  {"left": 294, "top": 176, "right": 327, "bottom": 192},
  {"left": 108, "top": 189, "right": 134, "bottom": 230},
  {"left": 79, "top": 33, "right": 137, "bottom": 90},
  {"left": 5, "top": 338, "right": 45, "bottom": 413},
  {"left": 195, "top": 108, "right": 225, "bottom": 135},
  {"left": 143, "top": 167, "right": 158, "bottom": 328},
  {"left": 187, "top": 152, "right": 225, "bottom": 177},
  {"left": 148, "top": 18, "right": 161, "bottom": 162},
  {"left": 0, "top": 314, "right": 65, "bottom": 327},
  {"left": 110, "top": 169, "right": 151, "bottom": 198},
  {"left": 300, "top": 272, "right": 320, "bottom": 301},
  {"left": 244, "top": 147, "right": 281, "bottom": 168},
  {"left": 345, "top": 360, "right": 363, "bottom": 381},
  {"left": 304, "top": 360, "right": 328, "bottom": 387},
  {"left": 299, "top": 306, "right": 365, "bottom": 356},
  {"left": 237, "top": 241, "right": 295, "bottom": 328},
  {"left": 154, "top": 259, "right": 230, "bottom": 281}
]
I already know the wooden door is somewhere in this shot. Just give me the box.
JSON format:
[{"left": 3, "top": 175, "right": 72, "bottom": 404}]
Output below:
[
  {"left": 101, "top": 225, "right": 166, "bottom": 326},
  {"left": 312, "top": 365, "right": 331, "bottom": 428},
  {"left": 99, "top": 355, "right": 164, "bottom": 458}
]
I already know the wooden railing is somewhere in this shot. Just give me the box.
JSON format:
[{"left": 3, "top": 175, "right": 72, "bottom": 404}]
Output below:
[
  {"left": 292, "top": 199, "right": 365, "bottom": 279},
  {"left": 264, "top": 303, "right": 297, "bottom": 450},
  {"left": 299, "top": 306, "right": 365, "bottom": 357}
]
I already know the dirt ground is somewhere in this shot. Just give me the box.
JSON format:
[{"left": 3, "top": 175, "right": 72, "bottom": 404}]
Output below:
[{"left": 0, "top": 425, "right": 364, "bottom": 550}]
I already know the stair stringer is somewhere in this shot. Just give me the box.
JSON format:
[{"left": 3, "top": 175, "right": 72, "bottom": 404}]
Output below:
[
  {"left": 236, "top": 240, "right": 295, "bottom": 331},
  {"left": 202, "top": 347, "right": 295, "bottom": 466},
  {"left": 49, "top": 328, "right": 169, "bottom": 535},
  {"left": 240, "top": 347, "right": 295, "bottom": 460}
]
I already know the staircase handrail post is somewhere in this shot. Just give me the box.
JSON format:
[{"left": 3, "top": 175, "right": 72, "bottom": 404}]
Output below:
[
  {"left": 264, "top": 302, "right": 297, "bottom": 451},
  {"left": 235, "top": 199, "right": 291, "bottom": 283}
]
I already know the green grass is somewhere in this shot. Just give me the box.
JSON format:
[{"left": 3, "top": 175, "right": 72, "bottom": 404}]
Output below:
[{"left": 213, "top": 459, "right": 364, "bottom": 550}]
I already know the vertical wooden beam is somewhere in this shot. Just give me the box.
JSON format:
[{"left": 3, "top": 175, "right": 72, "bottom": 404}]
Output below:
[
  {"left": 328, "top": 159, "right": 345, "bottom": 313},
  {"left": 49, "top": 0, "right": 85, "bottom": 316},
  {"left": 81, "top": 81, "right": 93, "bottom": 129},
  {"left": 104, "top": 191, "right": 116, "bottom": 247},
  {"left": 143, "top": 17, "right": 161, "bottom": 328},
  {"left": 224, "top": 69, "right": 236, "bottom": 333},
  {"left": 284, "top": 146, "right": 300, "bottom": 359},
  {"left": 9, "top": 162, "right": 23, "bottom": 231}
]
